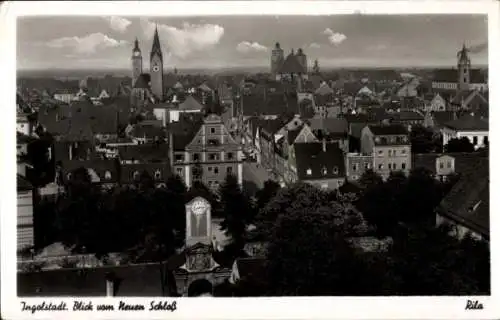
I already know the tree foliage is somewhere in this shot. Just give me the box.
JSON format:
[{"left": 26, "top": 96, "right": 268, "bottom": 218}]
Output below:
[
  {"left": 219, "top": 174, "right": 252, "bottom": 250},
  {"left": 445, "top": 137, "right": 475, "bottom": 153},
  {"left": 410, "top": 125, "right": 442, "bottom": 153}
]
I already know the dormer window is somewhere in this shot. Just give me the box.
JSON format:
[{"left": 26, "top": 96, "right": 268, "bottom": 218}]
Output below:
[
  {"left": 374, "top": 137, "right": 380, "bottom": 143},
  {"left": 154, "top": 170, "right": 161, "bottom": 180},
  {"left": 322, "top": 167, "right": 328, "bottom": 176},
  {"left": 105, "top": 171, "right": 112, "bottom": 180},
  {"left": 133, "top": 171, "right": 140, "bottom": 180},
  {"left": 447, "top": 161, "right": 452, "bottom": 169},
  {"left": 333, "top": 167, "right": 338, "bottom": 174},
  {"left": 66, "top": 173, "right": 72, "bottom": 180},
  {"left": 306, "top": 168, "right": 312, "bottom": 176}
]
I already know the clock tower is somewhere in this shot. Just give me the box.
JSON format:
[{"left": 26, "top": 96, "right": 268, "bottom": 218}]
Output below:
[
  {"left": 150, "top": 26, "right": 164, "bottom": 101},
  {"left": 131, "top": 38, "right": 142, "bottom": 87}
]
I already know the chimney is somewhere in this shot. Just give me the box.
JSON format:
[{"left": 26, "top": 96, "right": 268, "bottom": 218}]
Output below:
[
  {"left": 322, "top": 138, "right": 326, "bottom": 152},
  {"left": 105, "top": 272, "right": 115, "bottom": 297}
]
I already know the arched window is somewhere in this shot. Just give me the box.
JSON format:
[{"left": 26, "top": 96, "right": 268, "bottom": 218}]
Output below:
[
  {"left": 105, "top": 171, "right": 112, "bottom": 180},
  {"left": 133, "top": 171, "right": 140, "bottom": 180},
  {"left": 66, "top": 173, "right": 72, "bottom": 180},
  {"left": 322, "top": 167, "right": 328, "bottom": 176},
  {"left": 154, "top": 170, "right": 161, "bottom": 180},
  {"left": 333, "top": 167, "right": 339, "bottom": 174}
]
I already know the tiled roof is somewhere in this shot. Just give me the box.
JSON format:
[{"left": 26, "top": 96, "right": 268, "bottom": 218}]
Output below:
[
  {"left": 438, "top": 157, "right": 489, "bottom": 238},
  {"left": 17, "top": 174, "right": 33, "bottom": 191},
  {"left": 433, "top": 69, "right": 457, "bottom": 83},
  {"left": 130, "top": 123, "right": 166, "bottom": 140},
  {"left": 18, "top": 264, "right": 165, "bottom": 297},
  {"left": 451, "top": 90, "right": 475, "bottom": 104},
  {"left": 412, "top": 152, "right": 487, "bottom": 175},
  {"left": 287, "top": 126, "right": 303, "bottom": 144},
  {"left": 240, "top": 92, "right": 298, "bottom": 117},
  {"left": 368, "top": 124, "right": 408, "bottom": 136},
  {"left": 198, "top": 83, "right": 214, "bottom": 93},
  {"left": 294, "top": 142, "right": 346, "bottom": 180},
  {"left": 170, "top": 113, "right": 204, "bottom": 150},
  {"left": 258, "top": 118, "right": 286, "bottom": 138},
  {"left": 118, "top": 144, "right": 169, "bottom": 163},
  {"left": 431, "top": 111, "right": 457, "bottom": 127},
  {"left": 390, "top": 111, "right": 424, "bottom": 122},
  {"left": 61, "top": 159, "right": 120, "bottom": 183},
  {"left": 307, "top": 118, "right": 348, "bottom": 134},
  {"left": 134, "top": 74, "right": 151, "bottom": 89},
  {"left": 315, "top": 82, "right": 334, "bottom": 96},
  {"left": 121, "top": 162, "right": 171, "bottom": 184},
  {"left": 178, "top": 95, "right": 204, "bottom": 111},
  {"left": 444, "top": 113, "right": 488, "bottom": 131},
  {"left": 470, "top": 69, "right": 487, "bottom": 84}
]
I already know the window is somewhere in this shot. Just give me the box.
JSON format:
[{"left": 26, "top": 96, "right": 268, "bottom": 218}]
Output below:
[
  {"left": 447, "top": 161, "right": 452, "bottom": 169},
  {"left": 439, "top": 162, "right": 444, "bottom": 169},
  {"left": 333, "top": 167, "right": 338, "bottom": 174},
  {"left": 473, "top": 136, "right": 478, "bottom": 145},
  {"left": 388, "top": 163, "right": 392, "bottom": 170},
  {"left": 378, "top": 150, "right": 383, "bottom": 156},
  {"left": 175, "top": 154, "right": 184, "bottom": 163},
  {"left": 227, "top": 152, "right": 234, "bottom": 160},
  {"left": 209, "top": 153, "right": 218, "bottom": 161},
  {"left": 133, "top": 171, "right": 140, "bottom": 180},
  {"left": 306, "top": 169, "right": 312, "bottom": 176},
  {"left": 193, "top": 153, "right": 200, "bottom": 161},
  {"left": 401, "top": 162, "right": 406, "bottom": 170},
  {"left": 208, "top": 167, "right": 213, "bottom": 172},
  {"left": 378, "top": 164, "right": 384, "bottom": 170},
  {"left": 388, "top": 150, "right": 392, "bottom": 157},
  {"left": 105, "top": 171, "right": 112, "bottom": 180},
  {"left": 210, "top": 127, "right": 216, "bottom": 134},
  {"left": 351, "top": 175, "right": 358, "bottom": 180},
  {"left": 365, "top": 163, "right": 370, "bottom": 170},
  {"left": 393, "top": 163, "right": 397, "bottom": 170},
  {"left": 67, "top": 173, "right": 72, "bottom": 180},
  {"left": 484, "top": 136, "right": 489, "bottom": 145},
  {"left": 214, "top": 167, "right": 219, "bottom": 175},
  {"left": 176, "top": 167, "right": 183, "bottom": 176},
  {"left": 322, "top": 167, "right": 328, "bottom": 175},
  {"left": 227, "top": 166, "right": 233, "bottom": 174},
  {"left": 401, "top": 149, "right": 406, "bottom": 155},
  {"left": 154, "top": 170, "right": 161, "bottom": 180},
  {"left": 352, "top": 164, "right": 358, "bottom": 172}
]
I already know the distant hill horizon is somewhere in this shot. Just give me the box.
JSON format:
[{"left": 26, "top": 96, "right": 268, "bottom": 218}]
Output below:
[{"left": 17, "top": 64, "right": 488, "bottom": 79}]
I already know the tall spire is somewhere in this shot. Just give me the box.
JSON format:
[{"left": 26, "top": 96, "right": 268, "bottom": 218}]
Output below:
[
  {"left": 134, "top": 37, "right": 139, "bottom": 50},
  {"left": 151, "top": 24, "right": 162, "bottom": 59}
]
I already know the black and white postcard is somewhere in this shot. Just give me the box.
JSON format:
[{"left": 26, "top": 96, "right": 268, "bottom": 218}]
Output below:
[{"left": 1, "top": 1, "right": 498, "bottom": 319}]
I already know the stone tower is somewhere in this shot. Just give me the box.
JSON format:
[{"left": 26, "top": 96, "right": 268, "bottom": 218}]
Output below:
[
  {"left": 457, "top": 43, "right": 471, "bottom": 91},
  {"left": 295, "top": 48, "right": 307, "bottom": 74},
  {"left": 131, "top": 38, "right": 142, "bottom": 87},
  {"left": 271, "top": 42, "right": 284, "bottom": 76},
  {"left": 150, "top": 26, "right": 164, "bottom": 101}
]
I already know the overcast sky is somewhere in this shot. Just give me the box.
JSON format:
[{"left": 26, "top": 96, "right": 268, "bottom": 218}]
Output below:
[{"left": 17, "top": 15, "right": 488, "bottom": 70}]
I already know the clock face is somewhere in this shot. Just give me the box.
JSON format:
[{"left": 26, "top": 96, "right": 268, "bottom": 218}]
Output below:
[
  {"left": 152, "top": 65, "right": 160, "bottom": 72},
  {"left": 133, "top": 51, "right": 140, "bottom": 57},
  {"left": 191, "top": 200, "right": 208, "bottom": 216}
]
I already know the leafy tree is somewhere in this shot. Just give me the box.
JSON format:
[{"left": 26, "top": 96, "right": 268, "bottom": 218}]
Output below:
[
  {"left": 219, "top": 174, "right": 252, "bottom": 250},
  {"left": 266, "top": 202, "right": 373, "bottom": 295},
  {"left": 410, "top": 125, "right": 442, "bottom": 153},
  {"left": 255, "top": 180, "right": 281, "bottom": 212},
  {"left": 445, "top": 137, "right": 475, "bottom": 153},
  {"left": 358, "top": 169, "right": 383, "bottom": 190}
]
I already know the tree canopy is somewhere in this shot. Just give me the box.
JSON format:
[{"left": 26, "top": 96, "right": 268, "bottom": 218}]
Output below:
[{"left": 445, "top": 137, "right": 475, "bottom": 153}]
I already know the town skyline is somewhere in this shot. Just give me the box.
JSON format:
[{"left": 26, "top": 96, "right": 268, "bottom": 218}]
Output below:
[{"left": 18, "top": 14, "right": 488, "bottom": 70}]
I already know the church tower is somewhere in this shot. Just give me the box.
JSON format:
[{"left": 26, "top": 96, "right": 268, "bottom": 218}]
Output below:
[
  {"left": 457, "top": 43, "right": 471, "bottom": 91},
  {"left": 150, "top": 26, "right": 164, "bottom": 101},
  {"left": 131, "top": 38, "right": 142, "bottom": 87},
  {"left": 271, "top": 42, "right": 284, "bottom": 77}
]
